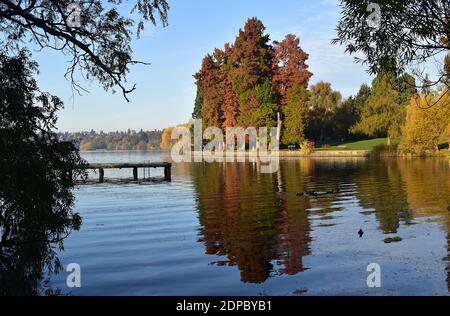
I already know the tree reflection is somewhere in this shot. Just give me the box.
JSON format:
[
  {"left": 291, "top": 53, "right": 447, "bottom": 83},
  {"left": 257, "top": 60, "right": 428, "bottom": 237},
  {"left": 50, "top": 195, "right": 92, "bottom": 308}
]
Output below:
[
  {"left": 397, "top": 159, "right": 450, "bottom": 292},
  {"left": 192, "top": 160, "right": 320, "bottom": 283},
  {"left": 192, "top": 157, "right": 450, "bottom": 292},
  {"left": 352, "top": 159, "right": 411, "bottom": 234}
]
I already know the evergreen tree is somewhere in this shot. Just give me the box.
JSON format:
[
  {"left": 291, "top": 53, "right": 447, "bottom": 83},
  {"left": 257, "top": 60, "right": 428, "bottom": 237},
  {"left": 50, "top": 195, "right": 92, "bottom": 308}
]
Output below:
[
  {"left": 281, "top": 85, "right": 310, "bottom": 146},
  {"left": 351, "top": 73, "right": 405, "bottom": 145},
  {"left": 230, "top": 18, "right": 274, "bottom": 127},
  {"left": 253, "top": 79, "right": 278, "bottom": 130},
  {"left": 352, "top": 84, "right": 372, "bottom": 117},
  {"left": 192, "top": 86, "right": 203, "bottom": 119}
]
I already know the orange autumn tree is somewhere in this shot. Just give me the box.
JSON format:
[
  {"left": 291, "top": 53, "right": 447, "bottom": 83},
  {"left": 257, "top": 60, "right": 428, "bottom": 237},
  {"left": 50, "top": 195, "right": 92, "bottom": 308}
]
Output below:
[
  {"left": 272, "top": 34, "right": 313, "bottom": 106},
  {"left": 193, "top": 18, "right": 313, "bottom": 146},
  {"left": 194, "top": 54, "right": 223, "bottom": 128},
  {"left": 160, "top": 127, "right": 175, "bottom": 150}
]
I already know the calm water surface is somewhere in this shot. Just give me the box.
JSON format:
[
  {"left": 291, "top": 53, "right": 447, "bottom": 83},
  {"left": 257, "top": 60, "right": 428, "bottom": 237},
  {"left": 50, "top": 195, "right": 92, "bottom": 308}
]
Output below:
[{"left": 49, "top": 151, "right": 450, "bottom": 295}]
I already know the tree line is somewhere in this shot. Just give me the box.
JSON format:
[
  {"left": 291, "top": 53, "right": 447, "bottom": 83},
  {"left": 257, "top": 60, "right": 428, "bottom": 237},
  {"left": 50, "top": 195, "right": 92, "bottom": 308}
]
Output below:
[
  {"left": 189, "top": 18, "right": 449, "bottom": 154},
  {"left": 59, "top": 130, "right": 163, "bottom": 151}
]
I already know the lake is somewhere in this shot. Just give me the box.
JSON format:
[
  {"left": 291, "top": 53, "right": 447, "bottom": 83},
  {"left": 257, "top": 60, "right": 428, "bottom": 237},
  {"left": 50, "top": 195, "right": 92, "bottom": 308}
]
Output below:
[{"left": 48, "top": 151, "right": 450, "bottom": 295}]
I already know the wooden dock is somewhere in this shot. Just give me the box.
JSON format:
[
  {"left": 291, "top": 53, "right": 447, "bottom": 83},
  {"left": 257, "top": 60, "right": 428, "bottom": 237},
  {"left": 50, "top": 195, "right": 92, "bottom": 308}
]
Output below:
[{"left": 86, "top": 163, "right": 172, "bottom": 183}]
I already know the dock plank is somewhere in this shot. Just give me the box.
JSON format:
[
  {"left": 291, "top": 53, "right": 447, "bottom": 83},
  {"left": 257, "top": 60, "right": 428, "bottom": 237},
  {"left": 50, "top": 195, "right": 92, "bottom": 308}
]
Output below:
[{"left": 87, "top": 162, "right": 171, "bottom": 169}]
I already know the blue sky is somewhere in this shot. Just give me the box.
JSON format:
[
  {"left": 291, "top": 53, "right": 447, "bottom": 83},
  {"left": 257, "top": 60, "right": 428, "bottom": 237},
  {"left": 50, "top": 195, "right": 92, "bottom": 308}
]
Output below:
[{"left": 36, "top": 0, "right": 375, "bottom": 132}]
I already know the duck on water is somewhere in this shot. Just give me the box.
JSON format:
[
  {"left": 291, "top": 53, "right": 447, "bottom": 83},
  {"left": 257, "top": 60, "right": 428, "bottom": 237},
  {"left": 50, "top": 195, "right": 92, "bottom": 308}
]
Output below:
[{"left": 296, "top": 190, "right": 337, "bottom": 197}]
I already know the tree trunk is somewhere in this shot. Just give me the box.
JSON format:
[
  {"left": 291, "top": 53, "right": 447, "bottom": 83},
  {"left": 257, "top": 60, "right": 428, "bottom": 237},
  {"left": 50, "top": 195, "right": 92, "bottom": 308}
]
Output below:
[
  {"left": 276, "top": 112, "right": 282, "bottom": 142},
  {"left": 387, "top": 136, "right": 392, "bottom": 147}
]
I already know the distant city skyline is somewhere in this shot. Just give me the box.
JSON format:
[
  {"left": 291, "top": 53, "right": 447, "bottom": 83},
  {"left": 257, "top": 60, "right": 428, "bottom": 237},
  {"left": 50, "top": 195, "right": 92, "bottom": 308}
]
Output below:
[{"left": 32, "top": 0, "right": 440, "bottom": 132}]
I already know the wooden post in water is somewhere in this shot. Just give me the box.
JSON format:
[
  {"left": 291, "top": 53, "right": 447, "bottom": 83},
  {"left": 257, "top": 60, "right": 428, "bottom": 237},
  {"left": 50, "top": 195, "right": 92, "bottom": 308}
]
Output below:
[
  {"left": 86, "top": 163, "right": 171, "bottom": 183},
  {"left": 164, "top": 164, "right": 171, "bottom": 182},
  {"left": 99, "top": 168, "right": 104, "bottom": 183}
]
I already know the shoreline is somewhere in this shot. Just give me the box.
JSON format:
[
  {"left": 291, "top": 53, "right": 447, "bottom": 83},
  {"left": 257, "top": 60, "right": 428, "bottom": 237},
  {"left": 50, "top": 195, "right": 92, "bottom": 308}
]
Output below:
[
  {"left": 79, "top": 149, "right": 449, "bottom": 159},
  {"left": 80, "top": 149, "right": 370, "bottom": 157},
  {"left": 192, "top": 150, "right": 371, "bottom": 158}
]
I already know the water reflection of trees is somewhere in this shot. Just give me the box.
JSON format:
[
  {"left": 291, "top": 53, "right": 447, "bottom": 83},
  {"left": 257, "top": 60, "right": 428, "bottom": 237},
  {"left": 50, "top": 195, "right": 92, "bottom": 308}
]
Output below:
[
  {"left": 192, "top": 158, "right": 450, "bottom": 289},
  {"left": 354, "top": 158, "right": 450, "bottom": 291},
  {"left": 397, "top": 159, "right": 450, "bottom": 292},
  {"left": 191, "top": 161, "right": 310, "bottom": 283},
  {"left": 352, "top": 159, "right": 411, "bottom": 233},
  {"left": 191, "top": 159, "right": 357, "bottom": 283}
]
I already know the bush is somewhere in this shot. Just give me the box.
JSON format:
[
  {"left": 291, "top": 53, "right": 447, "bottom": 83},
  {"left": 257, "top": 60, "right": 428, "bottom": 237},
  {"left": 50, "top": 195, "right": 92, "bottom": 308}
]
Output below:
[{"left": 300, "top": 140, "right": 315, "bottom": 155}]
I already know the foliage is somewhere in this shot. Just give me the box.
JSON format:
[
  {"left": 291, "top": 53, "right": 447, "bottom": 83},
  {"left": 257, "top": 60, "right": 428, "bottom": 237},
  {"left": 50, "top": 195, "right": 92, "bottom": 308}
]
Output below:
[
  {"left": 0, "top": 0, "right": 169, "bottom": 101},
  {"left": 0, "top": 51, "right": 87, "bottom": 295},
  {"left": 399, "top": 92, "right": 450, "bottom": 155},
  {"left": 272, "top": 34, "right": 313, "bottom": 105},
  {"left": 160, "top": 127, "right": 175, "bottom": 150},
  {"left": 194, "top": 18, "right": 312, "bottom": 132},
  {"left": 396, "top": 73, "right": 417, "bottom": 105},
  {"left": 333, "top": 0, "right": 449, "bottom": 88},
  {"left": 0, "top": 0, "right": 171, "bottom": 294},
  {"left": 192, "top": 86, "right": 203, "bottom": 119},
  {"left": 299, "top": 140, "right": 315, "bottom": 156},
  {"left": 60, "top": 129, "right": 162, "bottom": 151},
  {"left": 352, "top": 84, "right": 372, "bottom": 117},
  {"left": 351, "top": 72, "right": 412, "bottom": 145},
  {"left": 159, "top": 124, "right": 192, "bottom": 150},
  {"left": 332, "top": 98, "right": 359, "bottom": 140},
  {"left": 253, "top": 80, "right": 278, "bottom": 130},
  {"left": 306, "top": 81, "right": 342, "bottom": 141},
  {"left": 281, "top": 85, "right": 310, "bottom": 145}
]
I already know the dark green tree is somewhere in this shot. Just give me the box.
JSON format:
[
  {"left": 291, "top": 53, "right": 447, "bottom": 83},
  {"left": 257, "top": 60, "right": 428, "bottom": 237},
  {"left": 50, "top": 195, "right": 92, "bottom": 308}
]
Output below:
[
  {"left": 0, "top": 51, "right": 87, "bottom": 295},
  {"left": 253, "top": 79, "right": 278, "bottom": 130},
  {"left": 281, "top": 85, "right": 310, "bottom": 146},
  {"left": 351, "top": 72, "right": 405, "bottom": 145},
  {"left": 192, "top": 86, "right": 203, "bottom": 119},
  {"left": 352, "top": 84, "right": 372, "bottom": 117}
]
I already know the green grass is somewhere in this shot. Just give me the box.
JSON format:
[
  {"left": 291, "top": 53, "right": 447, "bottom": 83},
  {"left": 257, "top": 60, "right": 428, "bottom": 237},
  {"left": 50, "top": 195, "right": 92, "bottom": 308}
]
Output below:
[{"left": 317, "top": 138, "right": 399, "bottom": 151}]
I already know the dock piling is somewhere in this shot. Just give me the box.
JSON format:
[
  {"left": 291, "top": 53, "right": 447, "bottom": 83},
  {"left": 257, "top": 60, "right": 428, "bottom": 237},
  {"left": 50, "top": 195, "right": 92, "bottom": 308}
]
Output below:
[
  {"left": 164, "top": 165, "right": 171, "bottom": 182},
  {"left": 99, "top": 168, "right": 104, "bottom": 183},
  {"left": 87, "top": 163, "right": 172, "bottom": 183}
]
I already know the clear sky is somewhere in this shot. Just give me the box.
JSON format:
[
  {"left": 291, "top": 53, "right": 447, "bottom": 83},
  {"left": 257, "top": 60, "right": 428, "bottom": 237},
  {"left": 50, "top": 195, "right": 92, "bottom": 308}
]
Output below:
[{"left": 35, "top": 0, "right": 376, "bottom": 132}]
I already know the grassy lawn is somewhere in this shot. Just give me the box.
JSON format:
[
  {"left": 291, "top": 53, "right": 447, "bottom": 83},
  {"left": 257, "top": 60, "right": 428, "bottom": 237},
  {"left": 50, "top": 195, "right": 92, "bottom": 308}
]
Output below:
[{"left": 317, "top": 138, "right": 399, "bottom": 151}]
